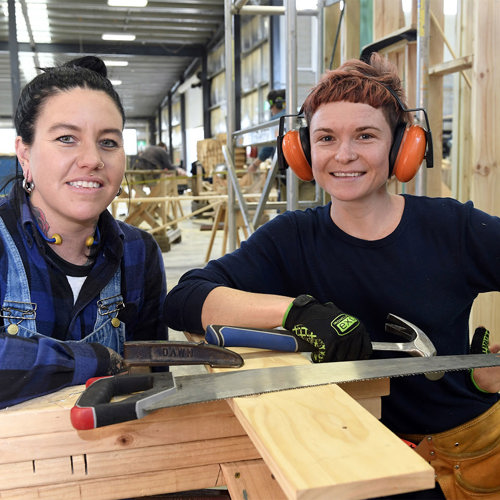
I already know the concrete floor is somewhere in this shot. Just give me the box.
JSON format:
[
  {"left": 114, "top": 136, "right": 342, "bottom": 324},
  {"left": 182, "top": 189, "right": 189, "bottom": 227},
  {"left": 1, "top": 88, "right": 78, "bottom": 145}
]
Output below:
[
  {"left": 162, "top": 204, "right": 225, "bottom": 294},
  {"left": 160, "top": 201, "right": 226, "bottom": 374}
]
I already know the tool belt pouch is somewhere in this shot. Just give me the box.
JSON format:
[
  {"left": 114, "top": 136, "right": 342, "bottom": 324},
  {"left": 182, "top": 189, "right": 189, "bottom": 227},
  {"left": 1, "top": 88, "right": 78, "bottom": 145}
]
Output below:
[{"left": 403, "top": 400, "right": 500, "bottom": 499}]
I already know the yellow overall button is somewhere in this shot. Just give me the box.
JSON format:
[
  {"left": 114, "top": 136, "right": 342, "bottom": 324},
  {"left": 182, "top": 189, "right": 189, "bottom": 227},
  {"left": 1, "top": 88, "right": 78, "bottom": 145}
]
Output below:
[
  {"left": 111, "top": 317, "right": 121, "bottom": 328},
  {"left": 7, "top": 324, "right": 19, "bottom": 335}
]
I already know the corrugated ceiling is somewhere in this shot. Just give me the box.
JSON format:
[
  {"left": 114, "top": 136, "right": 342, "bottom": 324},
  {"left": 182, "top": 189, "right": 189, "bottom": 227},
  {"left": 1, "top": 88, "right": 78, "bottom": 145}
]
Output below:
[{"left": 0, "top": 0, "right": 227, "bottom": 126}]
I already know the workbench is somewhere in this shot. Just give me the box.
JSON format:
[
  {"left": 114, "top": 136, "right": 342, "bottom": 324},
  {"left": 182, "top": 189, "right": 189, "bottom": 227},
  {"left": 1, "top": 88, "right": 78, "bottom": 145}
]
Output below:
[{"left": 0, "top": 345, "right": 434, "bottom": 499}]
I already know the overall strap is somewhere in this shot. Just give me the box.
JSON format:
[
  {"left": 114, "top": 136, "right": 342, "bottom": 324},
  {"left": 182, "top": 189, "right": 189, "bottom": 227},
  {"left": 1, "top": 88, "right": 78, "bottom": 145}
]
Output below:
[
  {"left": 93, "top": 266, "right": 125, "bottom": 330},
  {"left": 0, "top": 217, "right": 37, "bottom": 332}
]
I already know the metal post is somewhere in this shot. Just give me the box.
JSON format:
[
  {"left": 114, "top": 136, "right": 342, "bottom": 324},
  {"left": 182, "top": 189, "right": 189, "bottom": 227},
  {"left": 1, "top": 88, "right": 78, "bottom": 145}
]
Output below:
[
  {"left": 167, "top": 93, "right": 174, "bottom": 161},
  {"left": 202, "top": 53, "right": 211, "bottom": 138},
  {"left": 8, "top": 0, "right": 21, "bottom": 120},
  {"left": 285, "top": 0, "right": 299, "bottom": 210},
  {"left": 224, "top": 0, "right": 237, "bottom": 251},
  {"left": 157, "top": 106, "right": 162, "bottom": 144},
  {"left": 414, "top": 0, "right": 430, "bottom": 196}
]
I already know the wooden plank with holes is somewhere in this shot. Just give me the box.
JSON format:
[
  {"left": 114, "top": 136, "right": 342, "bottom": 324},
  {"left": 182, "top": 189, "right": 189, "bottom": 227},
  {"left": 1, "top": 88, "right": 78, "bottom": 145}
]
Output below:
[
  {"left": 1, "top": 436, "right": 260, "bottom": 490},
  {"left": 221, "top": 459, "right": 287, "bottom": 500},
  {"left": 1, "top": 464, "right": 225, "bottom": 500},
  {"left": 229, "top": 385, "right": 434, "bottom": 500}
]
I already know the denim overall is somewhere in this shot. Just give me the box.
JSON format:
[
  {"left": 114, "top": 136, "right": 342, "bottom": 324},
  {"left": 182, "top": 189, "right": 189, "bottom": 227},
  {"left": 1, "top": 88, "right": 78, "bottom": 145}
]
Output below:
[{"left": 0, "top": 218, "right": 126, "bottom": 354}]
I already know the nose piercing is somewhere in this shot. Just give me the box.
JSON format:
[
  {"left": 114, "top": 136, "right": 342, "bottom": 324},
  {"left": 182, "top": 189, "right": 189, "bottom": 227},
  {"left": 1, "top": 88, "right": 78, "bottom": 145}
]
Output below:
[{"left": 97, "top": 161, "right": 104, "bottom": 169}]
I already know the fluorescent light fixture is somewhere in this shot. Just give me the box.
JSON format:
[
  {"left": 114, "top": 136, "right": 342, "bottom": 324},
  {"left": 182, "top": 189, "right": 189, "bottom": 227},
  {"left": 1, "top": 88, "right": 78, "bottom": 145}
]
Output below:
[
  {"left": 102, "top": 33, "right": 136, "bottom": 41},
  {"left": 103, "top": 60, "right": 129, "bottom": 67},
  {"left": 108, "top": 0, "right": 148, "bottom": 6},
  {"left": 110, "top": 80, "right": 122, "bottom": 86}
]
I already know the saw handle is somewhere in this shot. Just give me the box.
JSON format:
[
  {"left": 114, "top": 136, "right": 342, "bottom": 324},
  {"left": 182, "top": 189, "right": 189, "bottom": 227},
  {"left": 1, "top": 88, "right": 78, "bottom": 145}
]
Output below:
[
  {"left": 71, "top": 374, "right": 154, "bottom": 430},
  {"left": 205, "top": 325, "right": 313, "bottom": 352}
]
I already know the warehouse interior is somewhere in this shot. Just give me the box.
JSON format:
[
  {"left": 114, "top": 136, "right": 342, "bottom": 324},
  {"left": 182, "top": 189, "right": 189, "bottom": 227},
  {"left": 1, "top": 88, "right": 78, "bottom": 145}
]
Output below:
[
  {"left": 0, "top": 1, "right": 499, "bottom": 498},
  {"left": 1, "top": 0, "right": 497, "bottom": 332}
]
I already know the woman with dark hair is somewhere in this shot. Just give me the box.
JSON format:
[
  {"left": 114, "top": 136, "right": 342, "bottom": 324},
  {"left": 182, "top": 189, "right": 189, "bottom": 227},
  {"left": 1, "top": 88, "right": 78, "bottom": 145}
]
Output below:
[
  {"left": 166, "top": 53, "right": 500, "bottom": 498},
  {"left": 0, "top": 56, "right": 167, "bottom": 408}
]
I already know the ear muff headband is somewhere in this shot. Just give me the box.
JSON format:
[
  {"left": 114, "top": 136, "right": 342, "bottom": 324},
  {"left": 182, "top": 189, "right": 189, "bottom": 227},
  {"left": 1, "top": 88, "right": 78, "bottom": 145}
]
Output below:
[{"left": 278, "top": 83, "right": 433, "bottom": 183}]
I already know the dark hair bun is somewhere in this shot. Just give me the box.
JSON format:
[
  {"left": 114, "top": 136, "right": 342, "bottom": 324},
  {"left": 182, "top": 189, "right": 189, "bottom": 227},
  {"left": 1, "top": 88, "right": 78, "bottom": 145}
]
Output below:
[{"left": 63, "top": 56, "right": 107, "bottom": 78}]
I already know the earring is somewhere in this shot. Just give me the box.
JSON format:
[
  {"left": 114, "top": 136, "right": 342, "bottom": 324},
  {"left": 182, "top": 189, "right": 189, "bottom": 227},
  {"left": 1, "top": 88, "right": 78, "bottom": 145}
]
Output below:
[{"left": 22, "top": 178, "right": 34, "bottom": 194}]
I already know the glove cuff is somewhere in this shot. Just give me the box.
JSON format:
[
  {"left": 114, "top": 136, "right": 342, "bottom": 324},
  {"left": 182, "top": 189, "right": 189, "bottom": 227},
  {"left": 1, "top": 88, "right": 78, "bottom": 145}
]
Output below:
[
  {"left": 282, "top": 300, "right": 295, "bottom": 328},
  {"left": 282, "top": 294, "right": 317, "bottom": 329}
]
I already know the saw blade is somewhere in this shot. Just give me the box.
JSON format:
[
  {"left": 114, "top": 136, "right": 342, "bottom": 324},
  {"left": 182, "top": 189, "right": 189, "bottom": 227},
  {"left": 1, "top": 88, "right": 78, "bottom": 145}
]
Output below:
[{"left": 141, "top": 353, "right": 500, "bottom": 414}]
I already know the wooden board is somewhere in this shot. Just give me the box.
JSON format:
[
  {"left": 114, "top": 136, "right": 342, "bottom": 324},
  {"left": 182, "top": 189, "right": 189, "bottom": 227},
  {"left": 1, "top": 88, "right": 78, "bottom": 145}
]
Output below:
[
  {"left": 221, "top": 459, "right": 287, "bottom": 500},
  {"left": 230, "top": 385, "right": 434, "bottom": 500},
  {"left": 0, "top": 339, "right": 426, "bottom": 499},
  {"left": 2, "top": 464, "right": 224, "bottom": 500}
]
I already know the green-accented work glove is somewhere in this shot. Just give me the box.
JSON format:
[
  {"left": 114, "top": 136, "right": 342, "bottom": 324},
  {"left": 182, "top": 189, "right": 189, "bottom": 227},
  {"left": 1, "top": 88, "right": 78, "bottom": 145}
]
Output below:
[
  {"left": 283, "top": 295, "right": 372, "bottom": 363},
  {"left": 469, "top": 326, "right": 491, "bottom": 393},
  {"left": 470, "top": 326, "right": 491, "bottom": 355}
]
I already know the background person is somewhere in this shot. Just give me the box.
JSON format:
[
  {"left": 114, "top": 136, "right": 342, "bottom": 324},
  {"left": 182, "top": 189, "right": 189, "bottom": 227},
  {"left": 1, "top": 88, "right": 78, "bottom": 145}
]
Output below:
[
  {"left": 0, "top": 56, "right": 167, "bottom": 408},
  {"left": 165, "top": 53, "right": 500, "bottom": 499},
  {"left": 249, "top": 88, "right": 315, "bottom": 201},
  {"left": 248, "top": 88, "right": 286, "bottom": 173},
  {"left": 131, "top": 143, "right": 186, "bottom": 187}
]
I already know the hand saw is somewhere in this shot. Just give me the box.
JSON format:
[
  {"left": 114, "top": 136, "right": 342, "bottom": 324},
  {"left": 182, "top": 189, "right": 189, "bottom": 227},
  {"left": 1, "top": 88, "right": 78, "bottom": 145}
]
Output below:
[{"left": 71, "top": 353, "right": 500, "bottom": 430}]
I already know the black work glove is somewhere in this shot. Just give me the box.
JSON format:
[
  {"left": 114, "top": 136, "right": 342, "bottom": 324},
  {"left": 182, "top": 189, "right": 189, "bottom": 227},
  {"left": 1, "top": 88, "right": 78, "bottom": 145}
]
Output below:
[
  {"left": 283, "top": 295, "right": 372, "bottom": 363},
  {"left": 470, "top": 326, "right": 490, "bottom": 354}
]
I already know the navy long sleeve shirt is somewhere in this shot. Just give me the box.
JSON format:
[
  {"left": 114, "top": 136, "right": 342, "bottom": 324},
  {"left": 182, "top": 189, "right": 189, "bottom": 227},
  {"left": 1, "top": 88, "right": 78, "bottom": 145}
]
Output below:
[{"left": 165, "top": 195, "right": 500, "bottom": 434}]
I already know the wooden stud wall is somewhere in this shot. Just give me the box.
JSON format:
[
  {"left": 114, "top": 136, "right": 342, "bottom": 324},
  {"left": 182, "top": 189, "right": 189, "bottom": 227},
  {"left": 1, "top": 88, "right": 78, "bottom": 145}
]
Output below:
[
  {"left": 470, "top": 0, "right": 500, "bottom": 342},
  {"left": 327, "top": 0, "right": 499, "bottom": 342}
]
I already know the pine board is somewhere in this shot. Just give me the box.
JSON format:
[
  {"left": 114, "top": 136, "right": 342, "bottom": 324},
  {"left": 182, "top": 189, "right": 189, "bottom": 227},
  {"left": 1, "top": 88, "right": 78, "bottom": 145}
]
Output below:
[{"left": 230, "top": 385, "right": 434, "bottom": 500}]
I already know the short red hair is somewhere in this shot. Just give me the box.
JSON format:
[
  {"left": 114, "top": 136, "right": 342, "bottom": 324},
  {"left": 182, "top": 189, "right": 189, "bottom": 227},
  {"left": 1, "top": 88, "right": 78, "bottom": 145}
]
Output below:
[{"left": 301, "top": 53, "right": 412, "bottom": 133}]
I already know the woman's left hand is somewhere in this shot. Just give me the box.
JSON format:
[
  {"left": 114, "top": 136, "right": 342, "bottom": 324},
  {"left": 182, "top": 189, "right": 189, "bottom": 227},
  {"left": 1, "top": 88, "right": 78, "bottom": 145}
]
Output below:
[{"left": 472, "top": 344, "right": 500, "bottom": 393}]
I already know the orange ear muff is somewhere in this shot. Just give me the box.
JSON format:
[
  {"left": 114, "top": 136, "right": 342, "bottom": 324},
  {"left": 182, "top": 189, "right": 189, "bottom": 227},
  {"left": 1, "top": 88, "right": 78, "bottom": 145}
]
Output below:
[
  {"left": 390, "top": 125, "right": 427, "bottom": 183},
  {"left": 280, "top": 128, "right": 314, "bottom": 181}
]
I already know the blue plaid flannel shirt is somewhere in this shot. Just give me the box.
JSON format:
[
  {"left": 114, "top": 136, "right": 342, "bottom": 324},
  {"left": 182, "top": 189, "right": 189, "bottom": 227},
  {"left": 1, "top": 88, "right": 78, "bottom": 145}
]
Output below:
[{"left": 0, "top": 183, "right": 167, "bottom": 408}]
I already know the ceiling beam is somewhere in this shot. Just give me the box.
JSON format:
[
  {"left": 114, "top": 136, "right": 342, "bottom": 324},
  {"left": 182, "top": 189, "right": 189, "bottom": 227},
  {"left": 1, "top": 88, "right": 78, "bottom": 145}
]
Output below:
[{"left": 0, "top": 42, "right": 206, "bottom": 58}]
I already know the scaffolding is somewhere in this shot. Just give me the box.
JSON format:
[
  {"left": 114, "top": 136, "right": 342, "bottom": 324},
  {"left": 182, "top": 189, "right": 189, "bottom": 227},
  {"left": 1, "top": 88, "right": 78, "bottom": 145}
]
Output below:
[
  {"left": 222, "top": 0, "right": 326, "bottom": 251},
  {"left": 220, "top": 0, "right": 436, "bottom": 251}
]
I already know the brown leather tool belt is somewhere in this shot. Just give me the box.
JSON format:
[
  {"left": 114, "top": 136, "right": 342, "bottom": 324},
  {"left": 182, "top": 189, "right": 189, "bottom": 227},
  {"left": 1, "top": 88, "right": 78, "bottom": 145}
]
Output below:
[{"left": 400, "top": 400, "right": 500, "bottom": 499}]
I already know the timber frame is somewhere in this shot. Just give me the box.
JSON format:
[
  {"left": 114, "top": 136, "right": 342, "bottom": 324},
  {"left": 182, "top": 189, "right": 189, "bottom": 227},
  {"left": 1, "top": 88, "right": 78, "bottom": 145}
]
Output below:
[{"left": 223, "top": 0, "right": 499, "bottom": 340}]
